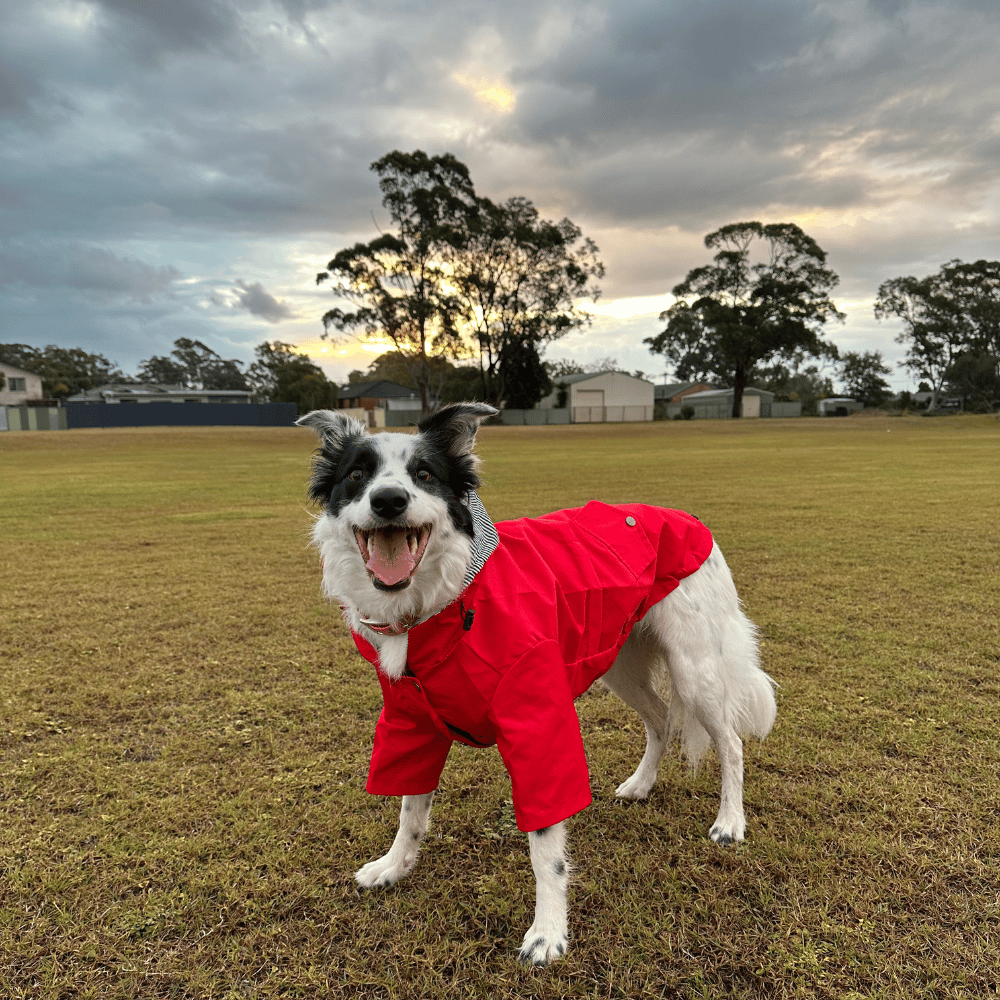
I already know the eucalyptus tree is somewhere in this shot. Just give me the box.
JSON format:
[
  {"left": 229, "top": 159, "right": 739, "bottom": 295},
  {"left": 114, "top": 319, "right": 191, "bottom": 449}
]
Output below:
[
  {"left": 137, "top": 338, "right": 248, "bottom": 391},
  {"left": 450, "top": 195, "right": 604, "bottom": 409},
  {"left": 875, "top": 259, "right": 1000, "bottom": 410},
  {"left": 646, "top": 222, "right": 844, "bottom": 418},
  {"left": 317, "top": 150, "right": 477, "bottom": 415},
  {"left": 837, "top": 350, "right": 893, "bottom": 407}
]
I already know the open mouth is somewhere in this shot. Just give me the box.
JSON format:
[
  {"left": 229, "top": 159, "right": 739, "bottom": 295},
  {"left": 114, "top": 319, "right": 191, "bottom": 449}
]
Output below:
[{"left": 354, "top": 525, "right": 432, "bottom": 591}]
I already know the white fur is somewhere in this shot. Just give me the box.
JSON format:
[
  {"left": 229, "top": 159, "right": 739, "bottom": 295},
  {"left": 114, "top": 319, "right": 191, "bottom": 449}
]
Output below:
[
  {"left": 300, "top": 407, "right": 776, "bottom": 967},
  {"left": 307, "top": 428, "right": 473, "bottom": 671}
]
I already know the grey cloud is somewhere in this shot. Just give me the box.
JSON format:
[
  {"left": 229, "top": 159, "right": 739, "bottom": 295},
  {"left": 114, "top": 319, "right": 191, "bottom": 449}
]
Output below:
[
  {"left": 487, "top": 0, "right": 1000, "bottom": 230},
  {"left": 0, "top": 241, "right": 181, "bottom": 299},
  {"left": 233, "top": 279, "right": 294, "bottom": 322},
  {"left": 93, "top": 0, "right": 245, "bottom": 64},
  {"left": 1, "top": 0, "right": 998, "bottom": 379}
]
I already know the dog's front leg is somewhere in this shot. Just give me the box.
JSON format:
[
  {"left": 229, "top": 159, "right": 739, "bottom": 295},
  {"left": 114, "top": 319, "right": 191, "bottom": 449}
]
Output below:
[
  {"left": 355, "top": 792, "right": 434, "bottom": 888},
  {"left": 518, "top": 821, "right": 570, "bottom": 965}
]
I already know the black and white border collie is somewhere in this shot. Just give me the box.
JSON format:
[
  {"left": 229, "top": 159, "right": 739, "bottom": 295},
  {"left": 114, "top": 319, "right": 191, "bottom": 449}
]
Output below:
[{"left": 298, "top": 403, "right": 776, "bottom": 966}]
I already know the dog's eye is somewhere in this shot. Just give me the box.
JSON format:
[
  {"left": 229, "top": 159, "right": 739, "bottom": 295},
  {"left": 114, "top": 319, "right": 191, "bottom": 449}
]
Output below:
[
  {"left": 348, "top": 469, "right": 365, "bottom": 482},
  {"left": 416, "top": 469, "right": 434, "bottom": 483}
]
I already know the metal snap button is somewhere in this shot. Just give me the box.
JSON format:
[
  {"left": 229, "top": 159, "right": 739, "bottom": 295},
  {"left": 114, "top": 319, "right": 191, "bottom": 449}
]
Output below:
[{"left": 625, "top": 516, "right": 636, "bottom": 526}]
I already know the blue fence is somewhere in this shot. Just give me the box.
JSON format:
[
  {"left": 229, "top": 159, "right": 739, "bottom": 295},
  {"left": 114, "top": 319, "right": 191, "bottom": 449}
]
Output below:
[{"left": 65, "top": 402, "right": 298, "bottom": 429}]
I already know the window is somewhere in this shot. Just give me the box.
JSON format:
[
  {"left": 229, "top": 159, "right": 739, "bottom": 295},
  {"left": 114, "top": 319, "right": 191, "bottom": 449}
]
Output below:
[{"left": 8, "top": 377, "right": 26, "bottom": 392}]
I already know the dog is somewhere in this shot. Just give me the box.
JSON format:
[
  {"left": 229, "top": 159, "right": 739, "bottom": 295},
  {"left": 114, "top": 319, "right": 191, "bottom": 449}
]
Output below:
[{"left": 298, "top": 402, "right": 776, "bottom": 966}]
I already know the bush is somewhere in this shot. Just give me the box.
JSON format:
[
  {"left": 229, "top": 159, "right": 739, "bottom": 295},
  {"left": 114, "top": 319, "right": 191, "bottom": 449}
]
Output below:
[{"left": 681, "top": 404, "right": 695, "bottom": 420}]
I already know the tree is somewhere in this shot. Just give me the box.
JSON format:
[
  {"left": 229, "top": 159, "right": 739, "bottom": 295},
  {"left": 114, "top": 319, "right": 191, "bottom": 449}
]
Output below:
[
  {"left": 751, "top": 352, "right": 835, "bottom": 416},
  {"left": 0, "top": 343, "right": 125, "bottom": 397},
  {"left": 137, "top": 338, "right": 248, "bottom": 391},
  {"left": 451, "top": 196, "right": 604, "bottom": 409},
  {"left": 247, "top": 341, "right": 337, "bottom": 414},
  {"left": 498, "top": 337, "right": 552, "bottom": 409},
  {"left": 645, "top": 222, "right": 844, "bottom": 418},
  {"left": 135, "top": 354, "right": 189, "bottom": 386},
  {"left": 317, "top": 150, "right": 477, "bottom": 416},
  {"left": 544, "top": 356, "right": 621, "bottom": 379},
  {"left": 944, "top": 351, "right": 1000, "bottom": 413},
  {"left": 837, "top": 350, "right": 892, "bottom": 407},
  {"left": 875, "top": 259, "right": 1000, "bottom": 410}
]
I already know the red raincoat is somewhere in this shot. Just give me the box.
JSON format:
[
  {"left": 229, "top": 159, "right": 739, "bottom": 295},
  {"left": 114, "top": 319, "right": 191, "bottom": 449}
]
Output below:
[{"left": 350, "top": 502, "right": 714, "bottom": 831}]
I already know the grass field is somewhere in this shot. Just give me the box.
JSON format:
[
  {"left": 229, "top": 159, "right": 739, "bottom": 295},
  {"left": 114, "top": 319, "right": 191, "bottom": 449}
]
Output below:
[{"left": 1, "top": 414, "right": 998, "bottom": 999}]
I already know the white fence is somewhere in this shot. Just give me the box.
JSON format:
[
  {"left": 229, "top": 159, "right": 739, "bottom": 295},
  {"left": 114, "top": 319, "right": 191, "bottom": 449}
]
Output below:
[
  {"left": 500, "top": 408, "right": 570, "bottom": 425},
  {"left": 572, "top": 405, "right": 654, "bottom": 423},
  {"left": 1, "top": 405, "right": 66, "bottom": 431}
]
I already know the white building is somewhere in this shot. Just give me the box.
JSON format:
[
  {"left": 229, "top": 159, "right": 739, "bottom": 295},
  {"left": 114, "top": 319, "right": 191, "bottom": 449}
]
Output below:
[
  {"left": 0, "top": 362, "right": 44, "bottom": 407},
  {"left": 539, "top": 371, "right": 654, "bottom": 422}
]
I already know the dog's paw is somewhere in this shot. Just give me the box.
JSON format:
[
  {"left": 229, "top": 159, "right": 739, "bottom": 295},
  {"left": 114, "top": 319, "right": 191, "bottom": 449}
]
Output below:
[
  {"left": 354, "top": 853, "right": 412, "bottom": 889},
  {"left": 518, "top": 923, "right": 569, "bottom": 967},
  {"left": 614, "top": 771, "right": 655, "bottom": 800},
  {"left": 709, "top": 820, "right": 745, "bottom": 847}
]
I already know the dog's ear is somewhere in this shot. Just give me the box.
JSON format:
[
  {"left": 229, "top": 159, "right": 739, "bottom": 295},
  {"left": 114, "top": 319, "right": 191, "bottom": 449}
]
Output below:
[
  {"left": 417, "top": 403, "right": 498, "bottom": 457},
  {"left": 296, "top": 409, "right": 368, "bottom": 448},
  {"left": 297, "top": 409, "right": 368, "bottom": 505}
]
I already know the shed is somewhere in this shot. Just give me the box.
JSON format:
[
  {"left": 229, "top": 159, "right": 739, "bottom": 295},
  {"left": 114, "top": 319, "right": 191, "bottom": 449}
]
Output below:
[
  {"left": 539, "top": 371, "right": 654, "bottom": 422},
  {"left": 817, "top": 397, "right": 863, "bottom": 417},
  {"left": 673, "top": 387, "right": 776, "bottom": 419}
]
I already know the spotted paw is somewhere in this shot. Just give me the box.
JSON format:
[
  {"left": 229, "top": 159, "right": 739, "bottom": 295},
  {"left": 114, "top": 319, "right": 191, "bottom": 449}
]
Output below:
[
  {"left": 518, "top": 925, "right": 569, "bottom": 966},
  {"left": 709, "top": 821, "right": 744, "bottom": 846}
]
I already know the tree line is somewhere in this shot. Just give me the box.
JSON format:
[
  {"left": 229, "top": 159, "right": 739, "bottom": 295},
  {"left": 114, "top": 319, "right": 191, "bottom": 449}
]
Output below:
[
  {"left": 0, "top": 339, "right": 338, "bottom": 415},
  {"left": 5, "top": 148, "right": 998, "bottom": 416},
  {"left": 319, "top": 150, "right": 999, "bottom": 417}
]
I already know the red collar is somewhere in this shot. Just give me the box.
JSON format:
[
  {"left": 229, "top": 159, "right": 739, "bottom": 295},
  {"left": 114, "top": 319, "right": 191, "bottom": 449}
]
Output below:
[{"left": 358, "top": 613, "right": 417, "bottom": 636}]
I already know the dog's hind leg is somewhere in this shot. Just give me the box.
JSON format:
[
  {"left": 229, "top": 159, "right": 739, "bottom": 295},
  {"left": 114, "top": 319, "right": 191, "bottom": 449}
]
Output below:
[
  {"left": 355, "top": 792, "right": 434, "bottom": 888},
  {"left": 645, "top": 544, "right": 776, "bottom": 845},
  {"left": 601, "top": 630, "right": 669, "bottom": 800},
  {"left": 518, "top": 821, "right": 570, "bottom": 966}
]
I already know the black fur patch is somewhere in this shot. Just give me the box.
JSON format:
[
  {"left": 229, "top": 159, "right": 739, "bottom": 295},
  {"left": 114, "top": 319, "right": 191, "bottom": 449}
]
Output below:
[
  {"left": 407, "top": 442, "right": 476, "bottom": 538},
  {"left": 307, "top": 434, "right": 382, "bottom": 514}
]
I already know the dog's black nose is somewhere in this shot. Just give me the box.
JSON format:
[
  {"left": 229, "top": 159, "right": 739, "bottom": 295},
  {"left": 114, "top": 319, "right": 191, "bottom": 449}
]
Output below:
[{"left": 370, "top": 486, "right": 409, "bottom": 520}]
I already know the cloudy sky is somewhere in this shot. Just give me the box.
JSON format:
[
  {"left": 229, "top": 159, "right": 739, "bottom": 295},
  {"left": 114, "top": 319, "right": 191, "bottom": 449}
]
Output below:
[{"left": 3, "top": 0, "right": 998, "bottom": 390}]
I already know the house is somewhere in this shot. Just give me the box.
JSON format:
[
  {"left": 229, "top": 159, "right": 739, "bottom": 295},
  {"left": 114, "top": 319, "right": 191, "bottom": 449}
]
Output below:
[
  {"left": 337, "top": 380, "right": 427, "bottom": 413},
  {"left": 538, "top": 371, "right": 654, "bottom": 422},
  {"left": 653, "top": 380, "right": 718, "bottom": 404},
  {"left": 672, "top": 387, "right": 777, "bottom": 419},
  {"left": 0, "top": 362, "right": 44, "bottom": 407},
  {"left": 336, "top": 380, "right": 444, "bottom": 427},
  {"left": 817, "top": 397, "right": 863, "bottom": 417},
  {"left": 66, "top": 383, "right": 251, "bottom": 404}
]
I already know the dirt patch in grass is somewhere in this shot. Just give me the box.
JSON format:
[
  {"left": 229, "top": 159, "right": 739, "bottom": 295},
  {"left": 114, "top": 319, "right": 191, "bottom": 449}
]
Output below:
[{"left": 1, "top": 417, "right": 998, "bottom": 998}]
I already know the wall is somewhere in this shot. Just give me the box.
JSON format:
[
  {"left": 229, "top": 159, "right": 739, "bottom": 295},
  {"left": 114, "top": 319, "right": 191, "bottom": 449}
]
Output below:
[{"left": 64, "top": 402, "right": 297, "bottom": 428}]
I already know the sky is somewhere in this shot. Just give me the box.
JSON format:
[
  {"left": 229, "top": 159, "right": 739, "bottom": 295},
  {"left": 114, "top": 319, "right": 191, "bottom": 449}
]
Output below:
[{"left": 2, "top": 0, "right": 999, "bottom": 392}]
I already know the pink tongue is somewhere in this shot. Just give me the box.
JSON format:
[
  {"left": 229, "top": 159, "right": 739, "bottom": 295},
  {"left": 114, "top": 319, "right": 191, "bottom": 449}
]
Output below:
[{"left": 366, "top": 530, "right": 416, "bottom": 585}]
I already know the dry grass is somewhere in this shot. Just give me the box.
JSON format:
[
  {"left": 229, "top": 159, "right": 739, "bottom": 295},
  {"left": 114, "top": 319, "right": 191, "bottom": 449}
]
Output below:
[{"left": 1, "top": 415, "right": 998, "bottom": 999}]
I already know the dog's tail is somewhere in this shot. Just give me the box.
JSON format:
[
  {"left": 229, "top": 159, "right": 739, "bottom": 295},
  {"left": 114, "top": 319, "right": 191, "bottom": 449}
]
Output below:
[{"left": 649, "top": 543, "right": 777, "bottom": 769}]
